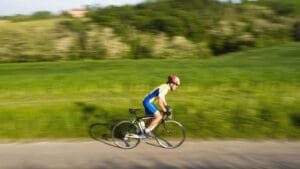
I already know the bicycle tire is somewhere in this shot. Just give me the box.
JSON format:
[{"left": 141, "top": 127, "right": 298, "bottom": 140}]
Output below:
[
  {"left": 112, "top": 120, "right": 140, "bottom": 149},
  {"left": 155, "top": 120, "right": 186, "bottom": 149}
]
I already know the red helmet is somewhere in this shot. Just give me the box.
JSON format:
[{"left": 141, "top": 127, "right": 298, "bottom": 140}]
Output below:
[{"left": 167, "top": 75, "right": 180, "bottom": 85}]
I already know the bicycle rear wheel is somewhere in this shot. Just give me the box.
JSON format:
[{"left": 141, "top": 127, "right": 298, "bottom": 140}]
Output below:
[
  {"left": 155, "top": 120, "right": 185, "bottom": 149},
  {"left": 112, "top": 120, "right": 140, "bottom": 149}
]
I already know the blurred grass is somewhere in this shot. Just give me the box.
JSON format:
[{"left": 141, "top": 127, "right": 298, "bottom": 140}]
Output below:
[{"left": 0, "top": 42, "right": 300, "bottom": 140}]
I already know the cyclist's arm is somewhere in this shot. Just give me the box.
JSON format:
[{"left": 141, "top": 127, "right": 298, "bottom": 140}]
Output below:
[
  {"left": 158, "top": 96, "right": 167, "bottom": 113},
  {"left": 158, "top": 84, "right": 170, "bottom": 113}
]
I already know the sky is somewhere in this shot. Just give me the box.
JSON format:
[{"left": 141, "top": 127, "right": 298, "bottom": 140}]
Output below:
[
  {"left": 0, "top": 0, "right": 243, "bottom": 16},
  {"left": 0, "top": 0, "right": 146, "bottom": 16}
]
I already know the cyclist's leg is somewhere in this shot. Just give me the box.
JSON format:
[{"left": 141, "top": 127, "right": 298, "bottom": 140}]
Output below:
[
  {"left": 145, "top": 111, "right": 162, "bottom": 132},
  {"left": 143, "top": 100, "right": 155, "bottom": 117},
  {"left": 143, "top": 101, "right": 162, "bottom": 133}
]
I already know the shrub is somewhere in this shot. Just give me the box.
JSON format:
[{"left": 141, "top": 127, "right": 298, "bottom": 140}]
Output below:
[
  {"left": 292, "top": 21, "right": 300, "bottom": 41},
  {"left": 290, "top": 112, "right": 300, "bottom": 128},
  {"left": 31, "top": 11, "right": 54, "bottom": 20},
  {"left": 208, "top": 20, "right": 255, "bottom": 55},
  {"left": 256, "top": 0, "right": 296, "bottom": 16},
  {"left": 128, "top": 34, "right": 154, "bottom": 59},
  {"left": 60, "top": 19, "right": 89, "bottom": 59}
]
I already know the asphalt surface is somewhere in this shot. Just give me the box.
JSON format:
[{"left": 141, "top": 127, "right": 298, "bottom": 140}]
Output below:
[{"left": 0, "top": 140, "right": 299, "bottom": 169}]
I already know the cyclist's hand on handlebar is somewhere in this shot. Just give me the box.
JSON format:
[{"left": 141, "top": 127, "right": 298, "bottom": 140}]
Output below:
[
  {"left": 165, "top": 105, "right": 172, "bottom": 113},
  {"left": 165, "top": 110, "right": 172, "bottom": 116},
  {"left": 164, "top": 105, "right": 173, "bottom": 119}
]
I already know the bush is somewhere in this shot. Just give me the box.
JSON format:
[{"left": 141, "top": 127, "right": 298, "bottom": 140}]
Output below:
[
  {"left": 9, "top": 15, "right": 31, "bottom": 22},
  {"left": 6, "top": 11, "right": 55, "bottom": 22},
  {"left": 127, "top": 34, "right": 154, "bottom": 59},
  {"left": 60, "top": 19, "right": 89, "bottom": 59},
  {"left": 31, "top": 11, "right": 54, "bottom": 20},
  {"left": 290, "top": 112, "right": 300, "bottom": 128},
  {"left": 146, "top": 16, "right": 185, "bottom": 36},
  {"left": 293, "top": 21, "right": 300, "bottom": 41},
  {"left": 208, "top": 20, "right": 255, "bottom": 55}
]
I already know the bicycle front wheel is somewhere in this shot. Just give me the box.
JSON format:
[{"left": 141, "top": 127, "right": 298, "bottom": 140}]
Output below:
[
  {"left": 155, "top": 120, "right": 186, "bottom": 149},
  {"left": 112, "top": 120, "right": 140, "bottom": 149}
]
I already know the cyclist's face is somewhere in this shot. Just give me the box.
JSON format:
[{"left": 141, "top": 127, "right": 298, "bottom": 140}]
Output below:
[{"left": 170, "top": 83, "right": 178, "bottom": 91}]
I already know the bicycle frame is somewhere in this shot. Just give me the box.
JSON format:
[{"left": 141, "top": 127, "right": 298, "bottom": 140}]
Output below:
[
  {"left": 125, "top": 116, "right": 154, "bottom": 139},
  {"left": 128, "top": 112, "right": 171, "bottom": 140},
  {"left": 112, "top": 109, "right": 185, "bottom": 149}
]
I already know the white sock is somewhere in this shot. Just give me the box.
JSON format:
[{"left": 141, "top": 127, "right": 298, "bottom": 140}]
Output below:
[{"left": 145, "top": 128, "right": 151, "bottom": 133}]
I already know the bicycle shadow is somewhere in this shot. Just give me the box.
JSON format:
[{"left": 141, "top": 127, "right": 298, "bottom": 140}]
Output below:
[
  {"left": 144, "top": 140, "right": 163, "bottom": 148},
  {"left": 74, "top": 102, "right": 118, "bottom": 148},
  {"left": 88, "top": 123, "right": 119, "bottom": 148}
]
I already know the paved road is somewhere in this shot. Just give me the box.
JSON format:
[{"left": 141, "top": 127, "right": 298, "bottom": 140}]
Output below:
[{"left": 0, "top": 140, "right": 299, "bottom": 169}]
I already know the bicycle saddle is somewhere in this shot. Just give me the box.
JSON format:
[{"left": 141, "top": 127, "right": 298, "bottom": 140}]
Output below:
[{"left": 129, "top": 108, "right": 142, "bottom": 114}]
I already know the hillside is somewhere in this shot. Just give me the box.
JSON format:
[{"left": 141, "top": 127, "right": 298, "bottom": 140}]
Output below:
[{"left": 0, "top": 0, "right": 299, "bottom": 62}]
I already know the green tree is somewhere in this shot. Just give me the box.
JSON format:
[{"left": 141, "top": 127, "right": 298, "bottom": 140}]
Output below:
[{"left": 60, "top": 19, "right": 89, "bottom": 59}]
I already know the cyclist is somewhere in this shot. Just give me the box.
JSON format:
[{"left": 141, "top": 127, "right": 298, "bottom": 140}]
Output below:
[{"left": 142, "top": 75, "right": 180, "bottom": 137}]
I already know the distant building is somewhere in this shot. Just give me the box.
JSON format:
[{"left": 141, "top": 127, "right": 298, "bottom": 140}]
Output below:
[{"left": 67, "top": 8, "right": 87, "bottom": 18}]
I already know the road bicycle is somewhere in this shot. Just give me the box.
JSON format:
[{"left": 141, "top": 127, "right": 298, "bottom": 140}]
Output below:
[{"left": 112, "top": 108, "right": 186, "bottom": 149}]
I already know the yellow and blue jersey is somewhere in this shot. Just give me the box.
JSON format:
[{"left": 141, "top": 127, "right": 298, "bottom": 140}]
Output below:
[{"left": 143, "top": 84, "right": 170, "bottom": 116}]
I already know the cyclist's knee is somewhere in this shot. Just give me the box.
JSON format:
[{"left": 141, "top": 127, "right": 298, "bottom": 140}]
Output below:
[
  {"left": 157, "top": 113, "right": 163, "bottom": 120},
  {"left": 154, "top": 111, "right": 162, "bottom": 120}
]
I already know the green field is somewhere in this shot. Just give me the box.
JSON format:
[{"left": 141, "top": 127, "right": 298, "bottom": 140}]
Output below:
[{"left": 0, "top": 43, "right": 300, "bottom": 140}]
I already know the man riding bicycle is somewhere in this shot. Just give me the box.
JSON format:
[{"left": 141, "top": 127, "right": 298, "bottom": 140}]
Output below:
[{"left": 142, "top": 75, "right": 180, "bottom": 137}]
